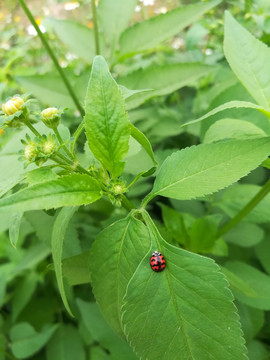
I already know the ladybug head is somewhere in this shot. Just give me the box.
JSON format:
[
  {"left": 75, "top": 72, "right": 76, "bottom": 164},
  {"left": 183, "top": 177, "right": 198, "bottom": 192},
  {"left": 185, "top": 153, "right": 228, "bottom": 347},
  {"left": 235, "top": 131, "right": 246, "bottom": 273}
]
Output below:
[{"left": 152, "top": 251, "right": 161, "bottom": 256}]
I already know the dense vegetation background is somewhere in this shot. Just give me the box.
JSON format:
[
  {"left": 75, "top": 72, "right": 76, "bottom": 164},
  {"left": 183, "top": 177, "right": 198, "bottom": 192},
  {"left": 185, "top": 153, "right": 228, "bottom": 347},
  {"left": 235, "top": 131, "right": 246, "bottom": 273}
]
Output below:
[{"left": 1, "top": 0, "right": 270, "bottom": 359}]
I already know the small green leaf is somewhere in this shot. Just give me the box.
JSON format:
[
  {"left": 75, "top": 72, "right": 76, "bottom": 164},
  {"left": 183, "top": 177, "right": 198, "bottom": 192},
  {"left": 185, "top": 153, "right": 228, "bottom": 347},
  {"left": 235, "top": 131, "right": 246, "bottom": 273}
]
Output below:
[
  {"left": 255, "top": 237, "right": 270, "bottom": 275},
  {"left": 224, "top": 222, "right": 264, "bottom": 247},
  {"left": 90, "top": 214, "right": 151, "bottom": 336},
  {"left": 84, "top": 56, "right": 130, "bottom": 178},
  {"left": 122, "top": 211, "right": 247, "bottom": 360},
  {"left": 150, "top": 138, "right": 270, "bottom": 201},
  {"left": 224, "top": 12, "right": 270, "bottom": 108},
  {"left": 61, "top": 250, "right": 91, "bottom": 285},
  {"left": 204, "top": 118, "right": 267, "bottom": 143},
  {"left": 118, "top": 63, "right": 214, "bottom": 109},
  {"left": 12, "top": 272, "right": 38, "bottom": 322},
  {"left": 76, "top": 300, "right": 137, "bottom": 360},
  {"left": 0, "top": 174, "right": 102, "bottom": 213},
  {"left": 43, "top": 18, "right": 104, "bottom": 62},
  {"left": 182, "top": 101, "right": 270, "bottom": 127},
  {"left": 237, "top": 302, "right": 264, "bottom": 342},
  {"left": 129, "top": 123, "right": 157, "bottom": 166},
  {"left": 119, "top": 0, "right": 221, "bottom": 56},
  {"left": 188, "top": 215, "right": 221, "bottom": 253},
  {"left": 225, "top": 261, "right": 270, "bottom": 310},
  {"left": 52, "top": 207, "right": 78, "bottom": 316},
  {"left": 98, "top": 0, "right": 137, "bottom": 43},
  {"left": 247, "top": 340, "right": 270, "bottom": 360},
  {"left": 10, "top": 322, "right": 58, "bottom": 359},
  {"left": 9, "top": 212, "right": 23, "bottom": 248},
  {"left": 46, "top": 324, "right": 85, "bottom": 360}
]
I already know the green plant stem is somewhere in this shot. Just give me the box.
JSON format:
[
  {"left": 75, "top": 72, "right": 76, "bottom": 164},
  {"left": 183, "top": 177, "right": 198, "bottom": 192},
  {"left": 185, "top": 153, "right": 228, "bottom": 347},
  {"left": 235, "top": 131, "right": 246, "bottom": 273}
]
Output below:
[
  {"left": 53, "top": 126, "right": 75, "bottom": 160},
  {"left": 217, "top": 177, "right": 270, "bottom": 238},
  {"left": 141, "top": 192, "right": 155, "bottom": 209},
  {"left": 91, "top": 0, "right": 100, "bottom": 55},
  {"left": 121, "top": 195, "right": 136, "bottom": 212},
  {"left": 18, "top": 0, "right": 84, "bottom": 117},
  {"left": 71, "top": 121, "right": 85, "bottom": 155},
  {"left": 24, "top": 119, "right": 41, "bottom": 137}
]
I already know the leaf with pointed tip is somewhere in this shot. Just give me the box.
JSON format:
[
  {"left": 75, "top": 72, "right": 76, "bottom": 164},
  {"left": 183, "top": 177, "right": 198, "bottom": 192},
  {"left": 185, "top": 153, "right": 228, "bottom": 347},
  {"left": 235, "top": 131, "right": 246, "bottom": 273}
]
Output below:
[
  {"left": 0, "top": 174, "right": 102, "bottom": 213},
  {"left": 122, "top": 211, "right": 247, "bottom": 360},
  {"left": 98, "top": 0, "right": 137, "bottom": 43},
  {"left": 118, "top": 63, "right": 214, "bottom": 109},
  {"left": 182, "top": 101, "right": 270, "bottom": 128},
  {"left": 119, "top": 0, "right": 221, "bottom": 56},
  {"left": 84, "top": 56, "right": 130, "bottom": 178},
  {"left": 52, "top": 207, "right": 78, "bottom": 317},
  {"left": 150, "top": 138, "right": 270, "bottom": 201},
  {"left": 203, "top": 119, "right": 267, "bottom": 143},
  {"left": 90, "top": 214, "right": 151, "bottom": 336},
  {"left": 224, "top": 12, "right": 270, "bottom": 108}
]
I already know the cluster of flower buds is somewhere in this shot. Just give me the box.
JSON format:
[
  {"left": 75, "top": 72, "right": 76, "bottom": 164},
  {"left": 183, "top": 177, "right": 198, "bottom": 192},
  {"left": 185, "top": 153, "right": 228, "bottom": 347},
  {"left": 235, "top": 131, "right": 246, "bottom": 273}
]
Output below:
[
  {"left": 0, "top": 95, "right": 30, "bottom": 128},
  {"left": 19, "top": 133, "right": 58, "bottom": 167},
  {"left": 107, "top": 179, "right": 127, "bottom": 206}
]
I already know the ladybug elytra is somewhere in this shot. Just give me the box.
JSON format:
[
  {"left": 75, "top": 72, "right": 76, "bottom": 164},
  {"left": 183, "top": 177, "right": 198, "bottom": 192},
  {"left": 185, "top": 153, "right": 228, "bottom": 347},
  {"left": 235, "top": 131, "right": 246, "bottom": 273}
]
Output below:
[{"left": 150, "top": 251, "right": 166, "bottom": 272}]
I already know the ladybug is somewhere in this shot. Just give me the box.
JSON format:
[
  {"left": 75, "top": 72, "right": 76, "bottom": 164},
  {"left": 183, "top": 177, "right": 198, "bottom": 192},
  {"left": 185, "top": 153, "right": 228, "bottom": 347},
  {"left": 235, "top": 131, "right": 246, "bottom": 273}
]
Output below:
[{"left": 150, "top": 251, "right": 166, "bottom": 272}]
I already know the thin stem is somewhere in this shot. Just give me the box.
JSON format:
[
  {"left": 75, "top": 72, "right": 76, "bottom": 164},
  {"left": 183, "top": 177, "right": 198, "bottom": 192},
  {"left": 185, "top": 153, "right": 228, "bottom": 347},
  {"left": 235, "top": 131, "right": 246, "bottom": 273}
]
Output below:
[
  {"left": 70, "top": 120, "right": 85, "bottom": 155},
  {"left": 141, "top": 192, "right": 156, "bottom": 209},
  {"left": 24, "top": 119, "right": 41, "bottom": 137},
  {"left": 53, "top": 126, "right": 75, "bottom": 160},
  {"left": 19, "top": 0, "right": 84, "bottom": 117},
  {"left": 121, "top": 195, "right": 136, "bottom": 212},
  {"left": 91, "top": 0, "right": 100, "bottom": 55},
  {"left": 217, "top": 178, "right": 270, "bottom": 238}
]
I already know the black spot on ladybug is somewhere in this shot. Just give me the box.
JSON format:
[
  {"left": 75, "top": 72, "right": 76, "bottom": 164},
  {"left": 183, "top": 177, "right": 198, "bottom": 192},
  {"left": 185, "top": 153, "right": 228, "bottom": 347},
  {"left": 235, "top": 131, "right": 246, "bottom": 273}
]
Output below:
[{"left": 150, "top": 251, "right": 166, "bottom": 272}]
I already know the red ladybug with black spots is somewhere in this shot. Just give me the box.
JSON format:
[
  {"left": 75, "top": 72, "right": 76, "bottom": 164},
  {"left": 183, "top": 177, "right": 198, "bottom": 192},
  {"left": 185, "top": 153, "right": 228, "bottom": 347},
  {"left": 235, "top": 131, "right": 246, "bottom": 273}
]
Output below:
[{"left": 150, "top": 251, "right": 166, "bottom": 272}]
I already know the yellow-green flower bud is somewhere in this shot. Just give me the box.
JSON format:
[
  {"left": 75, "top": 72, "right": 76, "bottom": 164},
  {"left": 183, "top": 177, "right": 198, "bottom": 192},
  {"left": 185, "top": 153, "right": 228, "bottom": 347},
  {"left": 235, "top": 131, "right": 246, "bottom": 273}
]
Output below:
[
  {"left": 24, "top": 143, "right": 38, "bottom": 162},
  {"left": 2, "top": 97, "right": 24, "bottom": 116},
  {"left": 42, "top": 138, "right": 57, "bottom": 155},
  {"left": 41, "top": 107, "right": 60, "bottom": 128}
]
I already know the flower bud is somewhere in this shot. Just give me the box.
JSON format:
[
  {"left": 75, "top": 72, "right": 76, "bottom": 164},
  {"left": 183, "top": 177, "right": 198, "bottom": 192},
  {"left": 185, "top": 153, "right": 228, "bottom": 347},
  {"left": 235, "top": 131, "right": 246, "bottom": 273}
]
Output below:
[
  {"left": 41, "top": 107, "right": 60, "bottom": 128},
  {"left": 2, "top": 97, "right": 24, "bottom": 116},
  {"left": 42, "top": 138, "right": 57, "bottom": 155},
  {"left": 24, "top": 143, "right": 38, "bottom": 162}
]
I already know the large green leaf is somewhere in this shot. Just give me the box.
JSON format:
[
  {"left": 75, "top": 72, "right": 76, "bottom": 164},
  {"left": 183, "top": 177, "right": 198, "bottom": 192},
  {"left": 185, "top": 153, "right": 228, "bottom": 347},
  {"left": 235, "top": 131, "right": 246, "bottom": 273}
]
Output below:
[
  {"left": 10, "top": 322, "right": 58, "bottom": 359},
  {"left": 52, "top": 207, "right": 78, "bottom": 316},
  {"left": 150, "top": 138, "right": 270, "bottom": 201},
  {"left": 0, "top": 174, "right": 102, "bottom": 213},
  {"left": 122, "top": 211, "right": 247, "bottom": 360},
  {"left": 98, "top": 0, "right": 137, "bottom": 43},
  {"left": 90, "top": 214, "right": 151, "bottom": 336},
  {"left": 46, "top": 324, "right": 85, "bottom": 360},
  {"left": 182, "top": 101, "right": 270, "bottom": 128},
  {"left": 43, "top": 18, "right": 96, "bottom": 62},
  {"left": 118, "top": 63, "right": 213, "bottom": 109},
  {"left": 119, "top": 0, "right": 221, "bottom": 56},
  {"left": 224, "top": 12, "right": 270, "bottom": 108},
  {"left": 216, "top": 184, "right": 270, "bottom": 223},
  {"left": 225, "top": 261, "right": 270, "bottom": 310},
  {"left": 203, "top": 119, "right": 267, "bottom": 143},
  {"left": 84, "top": 56, "right": 130, "bottom": 178},
  {"left": 16, "top": 74, "right": 73, "bottom": 108},
  {"left": 76, "top": 300, "right": 137, "bottom": 360}
]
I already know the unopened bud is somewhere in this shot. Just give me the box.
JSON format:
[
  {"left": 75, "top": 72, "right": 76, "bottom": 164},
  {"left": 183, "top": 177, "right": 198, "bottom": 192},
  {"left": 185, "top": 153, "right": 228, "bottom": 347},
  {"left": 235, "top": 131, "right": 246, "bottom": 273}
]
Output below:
[
  {"left": 24, "top": 143, "right": 38, "bottom": 161},
  {"left": 41, "top": 107, "right": 60, "bottom": 128},
  {"left": 42, "top": 138, "right": 57, "bottom": 155},
  {"left": 2, "top": 97, "right": 24, "bottom": 116}
]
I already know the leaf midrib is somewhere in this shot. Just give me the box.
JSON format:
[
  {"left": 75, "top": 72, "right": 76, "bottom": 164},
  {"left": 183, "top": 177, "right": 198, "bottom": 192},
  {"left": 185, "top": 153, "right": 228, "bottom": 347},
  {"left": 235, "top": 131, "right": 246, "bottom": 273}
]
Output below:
[
  {"left": 155, "top": 139, "right": 268, "bottom": 196},
  {"left": 0, "top": 187, "right": 101, "bottom": 209}
]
